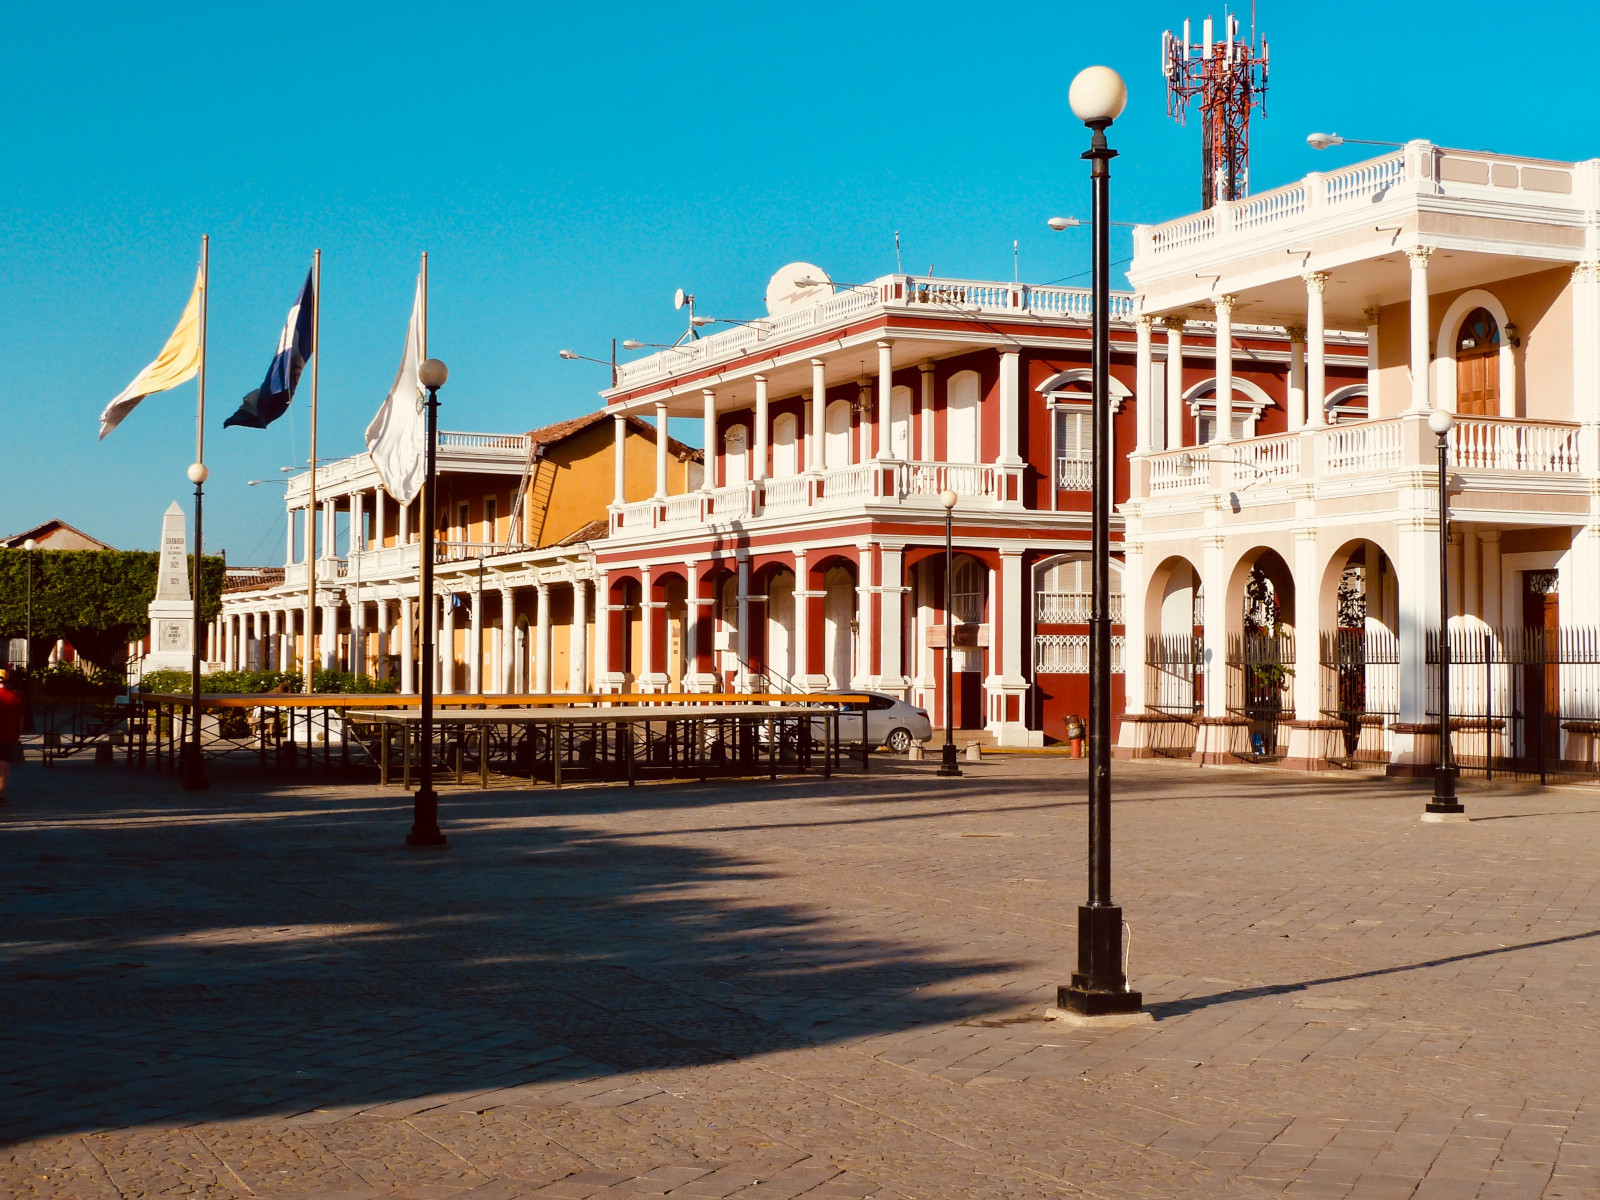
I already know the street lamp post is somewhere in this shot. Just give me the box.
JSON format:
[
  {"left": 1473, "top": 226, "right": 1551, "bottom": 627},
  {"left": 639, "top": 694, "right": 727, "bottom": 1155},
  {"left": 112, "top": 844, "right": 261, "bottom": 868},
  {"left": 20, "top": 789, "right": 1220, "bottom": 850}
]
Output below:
[
  {"left": 408, "top": 357, "right": 450, "bottom": 848},
  {"left": 1426, "top": 408, "right": 1464, "bottom": 818},
  {"left": 22, "top": 539, "right": 36, "bottom": 735},
  {"left": 937, "top": 488, "right": 961, "bottom": 777},
  {"left": 1058, "top": 65, "right": 1143, "bottom": 1020},
  {"left": 182, "top": 463, "right": 210, "bottom": 790}
]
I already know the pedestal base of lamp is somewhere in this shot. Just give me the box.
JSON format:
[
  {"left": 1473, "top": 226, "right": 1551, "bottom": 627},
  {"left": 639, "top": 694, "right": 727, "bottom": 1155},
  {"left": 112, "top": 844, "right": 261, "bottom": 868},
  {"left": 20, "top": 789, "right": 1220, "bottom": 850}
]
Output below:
[
  {"left": 936, "top": 741, "right": 962, "bottom": 777},
  {"left": 179, "top": 744, "right": 210, "bottom": 792},
  {"left": 1425, "top": 766, "right": 1464, "bottom": 819},
  {"left": 1057, "top": 904, "right": 1143, "bottom": 1017},
  {"left": 406, "top": 787, "right": 449, "bottom": 848}
]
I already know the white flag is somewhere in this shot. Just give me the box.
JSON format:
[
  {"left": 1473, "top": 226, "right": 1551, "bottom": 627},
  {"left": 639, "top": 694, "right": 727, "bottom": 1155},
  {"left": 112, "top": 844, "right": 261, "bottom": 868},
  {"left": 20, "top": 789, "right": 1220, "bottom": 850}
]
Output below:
[
  {"left": 365, "top": 276, "right": 427, "bottom": 503},
  {"left": 98, "top": 266, "right": 204, "bottom": 440}
]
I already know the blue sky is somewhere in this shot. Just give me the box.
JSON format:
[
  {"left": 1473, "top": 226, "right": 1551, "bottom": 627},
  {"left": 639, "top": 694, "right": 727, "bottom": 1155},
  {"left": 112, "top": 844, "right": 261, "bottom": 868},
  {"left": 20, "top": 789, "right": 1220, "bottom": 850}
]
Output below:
[{"left": 2, "top": 1, "right": 1593, "bottom": 558}]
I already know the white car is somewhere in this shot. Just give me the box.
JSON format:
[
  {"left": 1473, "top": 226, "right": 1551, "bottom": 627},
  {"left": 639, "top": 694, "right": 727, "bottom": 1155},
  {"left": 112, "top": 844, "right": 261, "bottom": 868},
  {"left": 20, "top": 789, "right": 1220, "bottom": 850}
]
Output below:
[{"left": 817, "top": 689, "right": 933, "bottom": 753}]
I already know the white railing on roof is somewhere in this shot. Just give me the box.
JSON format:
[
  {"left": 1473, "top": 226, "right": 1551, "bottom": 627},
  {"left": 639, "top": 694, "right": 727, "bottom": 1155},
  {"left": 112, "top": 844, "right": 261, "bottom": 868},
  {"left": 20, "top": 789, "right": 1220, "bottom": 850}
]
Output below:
[
  {"left": 437, "top": 432, "right": 530, "bottom": 454},
  {"left": 1450, "top": 419, "right": 1580, "bottom": 473},
  {"left": 1323, "top": 152, "right": 1408, "bottom": 207},
  {"left": 1234, "top": 181, "right": 1306, "bottom": 232},
  {"left": 1320, "top": 418, "right": 1403, "bottom": 476},
  {"left": 761, "top": 474, "right": 810, "bottom": 512},
  {"left": 613, "top": 274, "right": 1134, "bottom": 390}
]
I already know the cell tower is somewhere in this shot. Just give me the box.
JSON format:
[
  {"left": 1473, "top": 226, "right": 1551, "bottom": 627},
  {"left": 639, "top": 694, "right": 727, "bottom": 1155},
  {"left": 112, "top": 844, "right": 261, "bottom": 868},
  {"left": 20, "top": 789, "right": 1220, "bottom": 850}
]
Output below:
[{"left": 1162, "top": 10, "right": 1269, "bottom": 209}]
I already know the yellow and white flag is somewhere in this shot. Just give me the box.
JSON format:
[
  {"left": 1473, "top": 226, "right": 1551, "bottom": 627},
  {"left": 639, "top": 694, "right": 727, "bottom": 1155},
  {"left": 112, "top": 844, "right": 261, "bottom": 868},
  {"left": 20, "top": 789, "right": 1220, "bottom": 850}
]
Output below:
[{"left": 97, "top": 266, "right": 204, "bottom": 440}]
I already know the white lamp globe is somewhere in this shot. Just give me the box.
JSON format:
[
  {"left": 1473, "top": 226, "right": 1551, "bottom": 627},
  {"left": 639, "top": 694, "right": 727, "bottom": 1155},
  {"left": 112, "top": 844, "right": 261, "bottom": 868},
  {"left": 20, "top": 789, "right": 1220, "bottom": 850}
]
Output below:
[
  {"left": 1427, "top": 408, "right": 1455, "bottom": 436},
  {"left": 1069, "top": 66, "right": 1128, "bottom": 126},
  {"left": 938, "top": 489, "right": 958, "bottom": 510},
  {"left": 188, "top": 462, "right": 209, "bottom": 484}
]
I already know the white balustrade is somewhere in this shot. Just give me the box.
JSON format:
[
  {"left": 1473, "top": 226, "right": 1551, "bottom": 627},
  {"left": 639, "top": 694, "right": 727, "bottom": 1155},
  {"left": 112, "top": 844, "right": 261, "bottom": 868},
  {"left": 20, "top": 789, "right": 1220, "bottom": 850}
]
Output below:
[
  {"left": 761, "top": 475, "right": 810, "bottom": 512},
  {"left": 1319, "top": 418, "right": 1403, "bottom": 476},
  {"left": 1056, "top": 458, "right": 1094, "bottom": 490},
  {"left": 1323, "top": 152, "right": 1407, "bottom": 207},
  {"left": 709, "top": 484, "right": 752, "bottom": 519},
  {"left": 900, "top": 461, "right": 998, "bottom": 501},
  {"left": 617, "top": 500, "right": 656, "bottom": 530},
  {"left": 1232, "top": 433, "right": 1300, "bottom": 486},
  {"left": 1147, "top": 449, "right": 1208, "bottom": 492},
  {"left": 1035, "top": 634, "right": 1126, "bottom": 674},
  {"left": 1450, "top": 419, "right": 1581, "bottom": 473},
  {"left": 1037, "top": 591, "right": 1125, "bottom": 624},
  {"left": 662, "top": 493, "right": 703, "bottom": 525},
  {"left": 819, "top": 463, "right": 874, "bottom": 504}
]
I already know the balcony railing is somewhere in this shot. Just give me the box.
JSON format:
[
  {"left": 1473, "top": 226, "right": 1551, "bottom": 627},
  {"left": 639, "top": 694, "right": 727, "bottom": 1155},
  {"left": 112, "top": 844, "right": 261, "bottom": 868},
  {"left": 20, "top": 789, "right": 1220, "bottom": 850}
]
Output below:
[
  {"left": 1056, "top": 458, "right": 1093, "bottom": 490},
  {"left": 762, "top": 474, "right": 811, "bottom": 512},
  {"left": 1035, "top": 634, "right": 1126, "bottom": 674},
  {"left": 1140, "top": 414, "right": 1584, "bottom": 500},
  {"left": 901, "top": 461, "right": 999, "bottom": 501},
  {"left": 1037, "top": 591, "right": 1125, "bottom": 624}
]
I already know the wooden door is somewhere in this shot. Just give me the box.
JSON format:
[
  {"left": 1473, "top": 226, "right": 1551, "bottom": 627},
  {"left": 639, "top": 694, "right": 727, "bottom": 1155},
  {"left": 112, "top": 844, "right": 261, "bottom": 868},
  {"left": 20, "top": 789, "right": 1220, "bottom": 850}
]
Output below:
[
  {"left": 1457, "top": 351, "right": 1499, "bottom": 416},
  {"left": 1521, "top": 571, "right": 1560, "bottom": 765}
]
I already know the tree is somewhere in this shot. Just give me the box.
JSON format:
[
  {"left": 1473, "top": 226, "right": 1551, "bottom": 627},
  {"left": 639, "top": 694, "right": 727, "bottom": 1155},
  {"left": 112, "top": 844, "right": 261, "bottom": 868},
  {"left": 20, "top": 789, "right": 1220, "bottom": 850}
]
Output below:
[{"left": 0, "top": 549, "right": 225, "bottom": 673}]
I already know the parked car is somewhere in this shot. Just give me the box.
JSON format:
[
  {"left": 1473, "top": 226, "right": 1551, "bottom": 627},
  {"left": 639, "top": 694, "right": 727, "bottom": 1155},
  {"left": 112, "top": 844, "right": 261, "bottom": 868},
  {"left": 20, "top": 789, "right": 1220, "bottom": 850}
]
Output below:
[{"left": 815, "top": 689, "right": 932, "bottom": 753}]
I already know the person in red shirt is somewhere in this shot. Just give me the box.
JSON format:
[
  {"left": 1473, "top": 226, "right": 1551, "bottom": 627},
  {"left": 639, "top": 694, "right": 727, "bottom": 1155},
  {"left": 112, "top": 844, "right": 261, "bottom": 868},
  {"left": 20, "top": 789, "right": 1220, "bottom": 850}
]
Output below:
[{"left": 0, "top": 668, "right": 24, "bottom": 803}]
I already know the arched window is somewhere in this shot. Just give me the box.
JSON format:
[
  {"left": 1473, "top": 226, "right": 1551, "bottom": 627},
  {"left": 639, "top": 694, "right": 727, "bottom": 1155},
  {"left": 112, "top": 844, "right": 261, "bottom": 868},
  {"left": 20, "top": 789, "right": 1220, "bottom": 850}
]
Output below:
[
  {"left": 824, "top": 399, "right": 852, "bottom": 469},
  {"left": 1035, "top": 554, "right": 1124, "bottom": 623},
  {"left": 772, "top": 412, "right": 798, "bottom": 477},
  {"left": 1455, "top": 307, "right": 1500, "bottom": 416},
  {"left": 723, "top": 424, "right": 749, "bottom": 485},
  {"left": 951, "top": 556, "right": 985, "bottom": 625},
  {"left": 947, "top": 371, "right": 981, "bottom": 463}
]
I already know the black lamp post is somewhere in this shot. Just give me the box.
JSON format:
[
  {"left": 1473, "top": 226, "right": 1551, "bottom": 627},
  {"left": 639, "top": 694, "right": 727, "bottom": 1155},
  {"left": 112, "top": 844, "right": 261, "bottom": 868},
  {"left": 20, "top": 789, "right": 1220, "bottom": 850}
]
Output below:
[
  {"left": 407, "top": 357, "right": 450, "bottom": 848},
  {"left": 182, "top": 463, "right": 210, "bottom": 790},
  {"left": 22, "top": 538, "right": 36, "bottom": 735},
  {"left": 1058, "top": 65, "right": 1142, "bottom": 1019},
  {"left": 937, "top": 488, "right": 961, "bottom": 777},
  {"left": 1426, "top": 407, "right": 1464, "bottom": 817}
]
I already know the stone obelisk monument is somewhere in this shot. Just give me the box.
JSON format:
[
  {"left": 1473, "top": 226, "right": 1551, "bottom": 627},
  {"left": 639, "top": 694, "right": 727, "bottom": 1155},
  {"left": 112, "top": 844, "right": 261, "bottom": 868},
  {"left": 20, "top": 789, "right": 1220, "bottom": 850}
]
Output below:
[{"left": 142, "top": 502, "right": 196, "bottom": 675}]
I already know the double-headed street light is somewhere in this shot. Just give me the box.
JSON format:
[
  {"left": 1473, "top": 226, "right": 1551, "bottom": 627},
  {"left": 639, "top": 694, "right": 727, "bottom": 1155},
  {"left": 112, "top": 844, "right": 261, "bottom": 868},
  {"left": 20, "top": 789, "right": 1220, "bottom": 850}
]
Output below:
[
  {"left": 408, "top": 356, "right": 450, "bottom": 849},
  {"left": 559, "top": 341, "right": 618, "bottom": 387},
  {"left": 1425, "top": 407, "right": 1465, "bottom": 820},
  {"left": 937, "top": 488, "right": 961, "bottom": 777},
  {"left": 1057, "top": 65, "right": 1143, "bottom": 1021}
]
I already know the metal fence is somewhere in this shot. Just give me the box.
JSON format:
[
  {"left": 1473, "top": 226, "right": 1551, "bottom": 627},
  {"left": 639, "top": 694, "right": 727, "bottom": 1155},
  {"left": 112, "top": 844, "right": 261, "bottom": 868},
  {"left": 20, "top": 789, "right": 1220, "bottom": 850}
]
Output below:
[
  {"left": 1427, "top": 627, "right": 1600, "bottom": 783},
  {"left": 1225, "top": 633, "right": 1294, "bottom": 759},
  {"left": 1319, "top": 630, "right": 1400, "bottom": 768}
]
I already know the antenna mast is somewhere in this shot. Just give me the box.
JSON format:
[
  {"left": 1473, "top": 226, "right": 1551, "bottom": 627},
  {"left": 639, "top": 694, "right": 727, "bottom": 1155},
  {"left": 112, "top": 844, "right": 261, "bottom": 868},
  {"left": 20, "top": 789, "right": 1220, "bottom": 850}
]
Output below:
[{"left": 1162, "top": 10, "right": 1269, "bottom": 209}]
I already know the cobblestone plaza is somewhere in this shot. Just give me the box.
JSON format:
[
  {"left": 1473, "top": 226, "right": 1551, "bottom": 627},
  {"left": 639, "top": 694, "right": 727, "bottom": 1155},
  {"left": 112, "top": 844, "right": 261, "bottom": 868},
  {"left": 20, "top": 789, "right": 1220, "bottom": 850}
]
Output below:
[{"left": 4, "top": 758, "right": 1599, "bottom": 1198}]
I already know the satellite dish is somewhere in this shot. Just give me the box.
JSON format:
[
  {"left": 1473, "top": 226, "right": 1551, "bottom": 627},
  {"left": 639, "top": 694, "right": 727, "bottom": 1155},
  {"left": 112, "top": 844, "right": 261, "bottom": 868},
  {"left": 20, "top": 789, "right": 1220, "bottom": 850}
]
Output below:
[
  {"left": 674, "top": 288, "right": 688, "bottom": 310},
  {"left": 765, "top": 263, "right": 833, "bottom": 316}
]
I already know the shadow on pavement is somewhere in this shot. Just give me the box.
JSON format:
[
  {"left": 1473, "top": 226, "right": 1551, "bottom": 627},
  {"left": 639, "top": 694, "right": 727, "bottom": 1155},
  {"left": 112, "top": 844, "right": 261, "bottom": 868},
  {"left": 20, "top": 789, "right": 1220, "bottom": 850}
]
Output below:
[{"left": 0, "top": 764, "right": 1024, "bottom": 1146}]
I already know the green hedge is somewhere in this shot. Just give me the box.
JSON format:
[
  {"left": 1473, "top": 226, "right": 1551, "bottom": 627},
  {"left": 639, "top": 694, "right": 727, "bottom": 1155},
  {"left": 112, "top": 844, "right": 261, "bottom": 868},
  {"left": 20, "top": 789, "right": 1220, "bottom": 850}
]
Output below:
[
  {"left": 139, "top": 669, "right": 303, "bottom": 695},
  {"left": 312, "top": 669, "right": 400, "bottom": 694},
  {"left": 0, "top": 549, "right": 225, "bottom": 670}
]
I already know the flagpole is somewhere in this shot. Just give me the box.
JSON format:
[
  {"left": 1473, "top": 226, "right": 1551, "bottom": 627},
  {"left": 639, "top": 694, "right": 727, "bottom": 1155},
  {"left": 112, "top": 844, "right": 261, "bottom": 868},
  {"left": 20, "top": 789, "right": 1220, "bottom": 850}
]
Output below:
[
  {"left": 306, "top": 249, "right": 321, "bottom": 695},
  {"left": 408, "top": 251, "right": 447, "bottom": 847},
  {"left": 417, "top": 251, "right": 428, "bottom": 694},
  {"left": 182, "top": 235, "right": 211, "bottom": 791}
]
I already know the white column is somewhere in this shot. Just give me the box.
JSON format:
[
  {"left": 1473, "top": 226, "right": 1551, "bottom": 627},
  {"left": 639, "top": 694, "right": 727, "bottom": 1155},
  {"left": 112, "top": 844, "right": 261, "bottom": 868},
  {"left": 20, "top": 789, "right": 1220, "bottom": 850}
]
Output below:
[
  {"left": 880, "top": 547, "right": 905, "bottom": 693},
  {"left": 876, "top": 341, "right": 894, "bottom": 460},
  {"left": 1364, "top": 306, "right": 1383, "bottom": 415},
  {"left": 1463, "top": 530, "right": 1480, "bottom": 620},
  {"left": 398, "top": 495, "right": 411, "bottom": 544},
  {"left": 322, "top": 500, "right": 336, "bottom": 560},
  {"left": 1447, "top": 534, "right": 1463, "bottom": 621},
  {"left": 654, "top": 401, "right": 669, "bottom": 498},
  {"left": 1202, "top": 536, "right": 1228, "bottom": 718},
  {"left": 468, "top": 587, "right": 483, "bottom": 693},
  {"left": 266, "top": 610, "right": 278, "bottom": 672},
  {"left": 1000, "top": 550, "right": 1024, "bottom": 686},
  {"left": 375, "top": 600, "right": 390, "bottom": 679},
  {"left": 1408, "top": 246, "right": 1434, "bottom": 413},
  {"left": 350, "top": 491, "right": 364, "bottom": 556},
  {"left": 535, "top": 581, "right": 552, "bottom": 693},
  {"left": 1121, "top": 542, "right": 1146, "bottom": 715},
  {"left": 684, "top": 565, "right": 702, "bottom": 689},
  {"left": 1481, "top": 531, "right": 1503, "bottom": 629},
  {"left": 1286, "top": 325, "right": 1307, "bottom": 431},
  {"left": 810, "top": 359, "right": 826, "bottom": 472},
  {"left": 569, "top": 580, "right": 588, "bottom": 693},
  {"left": 498, "top": 587, "right": 515, "bottom": 692},
  {"left": 998, "top": 348, "right": 1022, "bottom": 465},
  {"left": 638, "top": 568, "right": 653, "bottom": 690},
  {"left": 736, "top": 557, "right": 750, "bottom": 692},
  {"left": 286, "top": 508, "right": 296, "bottom": 565},
  {"left": 1134, "top": 316, "right": 1154, "bottom": 454},
  {"left": 1213, "top": 295, "right": 1235, "bottom": 445},
  {"left": 374, "top": 490, "right": 386, "bottom": 552},
  {"left": 792, "top": 550, "right": 810, "bottom": 688},
  {"left": 1573, "top": 262, "right": 1600, "bottom": 474},
  {"left": 613, "top": 412, "right": 627, "bottom": 505},
  {"left": 594, "top": 572, "right": 612, "bottom": 692},
  {"left": 702, "top": 390, "right": 717, "bottom": 493},
  {"left": 351, "top": 598, "right": 366, "bottom": 677},
  {"left": 1396, "top": 514, "right": 1438, "bottom": 727},
  {"left": 1305, "top": 271, "right": 1329, "bottom": 428},
  {"left": 1293, "top": 530, "right": 1321, "bottom": 722},
  {"left": 399, "top": 596, "right": 414, "bottom": 693},
  {"left": 441, "top": 594, "right": 455, "bottom": 694},
  {"left": 323, "top": 602, "right": 339, "bottom": 670},
  {"left": 753, "top": 375, "right": 769, "bottom": 480},
  {"left": 919, "top": 364, "right": 936, "bottom": 461},
  {"left": 1164, "top": 318, "right": 1185, "bottom": 449}
]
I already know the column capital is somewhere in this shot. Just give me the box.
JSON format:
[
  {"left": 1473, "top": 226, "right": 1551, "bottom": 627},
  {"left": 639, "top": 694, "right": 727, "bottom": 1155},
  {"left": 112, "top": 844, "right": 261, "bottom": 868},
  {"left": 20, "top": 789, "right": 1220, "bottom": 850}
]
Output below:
[
  {"left": 1363, "top": 305, "right": 1383, "bottom": 325},
  {"left": 810, "top": 357, "right": 826, "bottom": 367},
  {"left": 1213, "top": 294, "right": 1237, "bottom": 316},
  {"left": 1302, "top": 270, "right": 1330, "bottom": 293},
  {"left": 1406, "top": 245, "right": 1435, "bottom": 270},
  {"left": 876, "top": 339, "right": 894, "bottom": 349},
  {"left": 1162, "top": 315, "right": 1187, "bottom": 333},
  {"left": 918, "top": 361, "right": 935, "bottom": 375},
  {"left": 701, "top": 387, "right": 715, "bottom": 399},
  {"left": 1135, "top": 313, "right": 1156, "bottom": 331},
  {"left": 752, "top": 372, "right": 767, "bottom": 383},
  {"left": 1284, "top": 323, "right": 1307, "bottom": 343}
]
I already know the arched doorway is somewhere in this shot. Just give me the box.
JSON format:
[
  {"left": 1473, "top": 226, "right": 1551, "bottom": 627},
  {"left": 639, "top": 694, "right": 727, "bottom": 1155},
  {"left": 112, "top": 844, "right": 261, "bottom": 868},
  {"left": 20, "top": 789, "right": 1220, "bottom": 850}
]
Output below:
[
  {"left": 1319, "top": 541, "right": 1399, "bottom": 766},
  {"left": 1455, "top": 307, "right": 1500, "bottom": 416},
  {"left": 823, "top": 565, "right": 857, "bottom": 688},
  {"left": 950, "top": 553, "right": 987, "bottom": 728},
  {"left": 766, "top": 568, "right": 796, "bottom": 690},
  {"left": 1227, "top": 548, "right": 1295, "bottom": 758}
]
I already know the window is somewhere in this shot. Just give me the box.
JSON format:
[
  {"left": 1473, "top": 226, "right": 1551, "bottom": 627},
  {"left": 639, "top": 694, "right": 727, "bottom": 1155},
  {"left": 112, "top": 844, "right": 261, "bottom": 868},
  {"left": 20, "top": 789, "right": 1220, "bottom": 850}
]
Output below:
[
  {"left": 1036, "top": 554, "right": 1124, "bottom": 623},
  {"left": 1195, "top": 407, "right": 1250, "bottom": 444},
  {"left": 483, "top": 496, "right": 497, "bottom": 543},
  {"left": 456, "top": 502, "right": 469, "bottom": 542},
  {"left": 772, "top": 413, "right": 798, "bottom": 476},
  {"left": 1056, "top": 407, "right": 1092, "bottom": 490},
  {"left": 947, "top": 371, "right": 980, "bottom": 463},
  {"left": 825, "top": 399, "right": 852, "bottom": 469},
  {"left": 724, "top": 424, "right": 749, "bottom": 485},
  {"left": 890, "top": 385, "right": 912, "bottom": 459},
  {"left": 952, "top": 557, "right": 984, "bottom": 625}
]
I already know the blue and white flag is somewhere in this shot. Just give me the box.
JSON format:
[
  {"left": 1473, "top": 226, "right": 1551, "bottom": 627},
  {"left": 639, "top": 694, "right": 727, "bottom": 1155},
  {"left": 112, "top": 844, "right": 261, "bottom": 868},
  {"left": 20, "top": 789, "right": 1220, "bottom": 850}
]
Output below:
[{"left": 225, "top": 268, "right": 314, "bottom": 429}]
